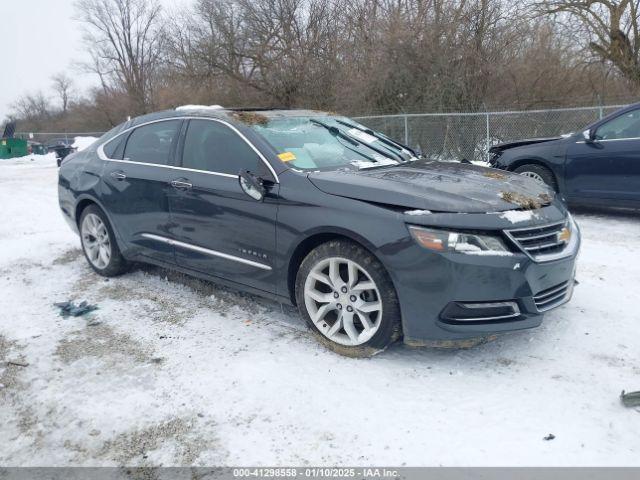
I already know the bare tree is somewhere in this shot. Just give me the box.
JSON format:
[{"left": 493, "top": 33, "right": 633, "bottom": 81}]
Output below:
[
  {"left": 534, "top": 0, "right": 640, "bottom": 89},
  {"left": 75, "top": 0, "right": 165, "bottom": 114},
  {"left": 11, "top": 92, "right": 51, "bottom": 120},
  {"left": 51, "top": 73, "right": 74, "bottom": 114}
]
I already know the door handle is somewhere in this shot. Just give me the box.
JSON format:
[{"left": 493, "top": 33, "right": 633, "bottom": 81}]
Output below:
[
  {"left": 170, "top": 179, "right": 193, "bottom": 190},
  {"left": 110, "top": 171, "right": 127, "bottom": 180}
]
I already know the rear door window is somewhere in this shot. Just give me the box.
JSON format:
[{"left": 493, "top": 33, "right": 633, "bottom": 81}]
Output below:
[
  {"left": 124, "top": 120, "right": 181, "bottom": 165},
  {"left": 103, "top": 134, "right": 128, "bottom": 159},
  {"left": 182, "top": 119, "right": 261, "bottom": 175}
]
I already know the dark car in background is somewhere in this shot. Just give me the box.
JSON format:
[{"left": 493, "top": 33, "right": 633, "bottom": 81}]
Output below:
[
  {"left": 28, "top": 141, "right": 48, "bottom": 155},
  {"left": 58, "top": 107, "right": 580, "bottom": 356},
  {"left": 489, "top": 103, "right": 640, "bottom": 209},
  {"left": 47, "top": 138, "right": 76, "bottom": 166}
]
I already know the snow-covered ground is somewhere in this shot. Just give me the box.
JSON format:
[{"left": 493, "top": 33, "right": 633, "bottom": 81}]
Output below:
[
  {"left": 0, "top": 157, "right": 639, "bottom": 466},
  {"left": 72, "top": 136, "right": 99, "bottom": 152}
]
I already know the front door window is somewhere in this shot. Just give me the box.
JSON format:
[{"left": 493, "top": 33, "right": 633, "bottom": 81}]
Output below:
[{"left": 595, "top": 109, "right": 640, "bottom": 140}]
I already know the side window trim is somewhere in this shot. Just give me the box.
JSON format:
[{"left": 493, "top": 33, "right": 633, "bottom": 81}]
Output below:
[
  {"left": 122, "top": 119, "right": 182, "bottom": 166},
  {"left": 175, "top": 120, "right": 243, "bottom": 178},
  {"left": 179, "top": 118, "right": 277, "bottom": 181},
  {"left": 101, "top": 130, "right": 132, "bottom": 160},
  {"left": 97, "top": 117, "right": 279, "bottom": 183}
]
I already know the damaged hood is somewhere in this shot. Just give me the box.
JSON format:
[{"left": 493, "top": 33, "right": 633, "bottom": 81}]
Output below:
[
  {"left": 307, "top": 160, "right": 554, "bottom": 213},
  {"left": 489, "top": 136, "right": 565, "bottom": 153}
]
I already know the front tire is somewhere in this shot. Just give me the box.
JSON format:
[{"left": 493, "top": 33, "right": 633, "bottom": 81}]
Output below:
[
  {"left": 295, "top": 240, "right": 401, "bottom": 357},
  {"left": 514, "top": 164, "right": 557, "bottom": 191},
  {"left": 79, "top": 205, "right": 129, "bottom": 277}
]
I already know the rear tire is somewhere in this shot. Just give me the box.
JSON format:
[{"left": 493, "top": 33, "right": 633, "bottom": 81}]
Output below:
[
  {"left": 514, "top": 164, "right": 557, "bottom": 191},
  {"left": 295, "top": 240, "right": 401, "bottom": 357},
  {"left": 79, "top": 205, "right": 129, "bottom": 277}
]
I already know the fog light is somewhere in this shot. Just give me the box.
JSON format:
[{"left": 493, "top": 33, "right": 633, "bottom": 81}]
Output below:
[{"left": 440, "top": 301, "right": 521, "bottom": 323}]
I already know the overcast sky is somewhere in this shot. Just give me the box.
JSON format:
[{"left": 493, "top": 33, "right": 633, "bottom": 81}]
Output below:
[
  {"left": 0, "top": 0, "right": 184, "bottom": 123},
  {"left": 0, "top": 0, "right": 92, "bottom": 121}
]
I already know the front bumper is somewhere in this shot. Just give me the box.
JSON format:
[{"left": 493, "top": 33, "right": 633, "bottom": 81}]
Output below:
[{"left": 387, "top": 219, "right": 580, "bottom": 345}]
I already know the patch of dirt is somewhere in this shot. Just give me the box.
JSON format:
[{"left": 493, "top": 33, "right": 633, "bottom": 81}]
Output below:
[
  {"left": 97, "top": 282, "right": 190, "bottom": 326},
  {"left": 53, "top": 248, "right": 83, "bottom": 266},
  {"left": 17, "top": 405, "right": 40, "bottom": 435},
  {"left": 138, "top": 265, "right": 280, "bottom": 318},
  {"left": 54, "top": 324, "right": 153, "bottom": 365},
  {"left": 0, "top": 260, "right": 49, "bottom": 278},
  {"left": 496, "top": 357, "right": 517, "bottom": 366},
  {"left": 483, "top": 171, "right": 506, "bottom": 180},
  {"left": 231, "top": 111, "right": 269, "bottom": 126},
  {"left": 71, "top": 269, "right": 101, "bottom": 295},
  {"left": 0, "top": 335, "right": 26, "bottom": 397},
  {"left": 95, "top": 417, "right": 218, "bottom": 464},
  {"left": 538, "top": 193, "right": 552, "bottom": 204},
  {"left": 591, "top": 353, "right": 627, "bottom": 368},
  {"left": 500, "top": 191, "right": 545, "bottom": 210}
]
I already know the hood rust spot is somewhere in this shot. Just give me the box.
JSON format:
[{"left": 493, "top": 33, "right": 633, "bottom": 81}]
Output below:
[{"left": 231, "top": 112, "right": 269, "bottom": 126}]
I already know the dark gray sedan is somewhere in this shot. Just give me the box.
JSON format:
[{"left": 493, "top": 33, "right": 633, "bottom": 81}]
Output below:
[{"left": 58, "top": 107, "right": 580, "bottom": 356}]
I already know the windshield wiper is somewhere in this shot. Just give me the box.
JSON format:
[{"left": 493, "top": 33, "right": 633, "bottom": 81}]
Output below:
[
  {"left": 313, "top": 119, "right": 403, "bottom": 163},
  {"left": 309, "top": 119, "right": 379, "bottom": 163},
  {"left": 310, "top": 119, "right": 359, "bottom": 146},
  {"left": 336, "top": 119, "right": 418, "bottom": 159},
  {"left": 331, "top": 121, "right": 406, "bottom": 163}
]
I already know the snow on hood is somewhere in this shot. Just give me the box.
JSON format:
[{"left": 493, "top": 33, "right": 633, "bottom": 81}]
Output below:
[
  {"left": 494, "top": 209, "right": 540, "bottom": 224},
  {"left": 405, "top": 209, "right": 432, "bottom": 216}
]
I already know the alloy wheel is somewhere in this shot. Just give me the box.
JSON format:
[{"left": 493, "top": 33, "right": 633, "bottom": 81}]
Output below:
[
  {"left": 519, "top": 171, "right": 545, "bottom": 185},
  {"left": 304, "top": 257, "right": 383, "bottom": 346},
  {"left": 81, "top": 213, "right": 112, "bottom": 270}
]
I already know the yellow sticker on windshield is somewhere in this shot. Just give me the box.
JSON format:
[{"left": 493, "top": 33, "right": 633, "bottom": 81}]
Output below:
[{"left": 278, "top": 152, "right": 296, "bottom": 162}]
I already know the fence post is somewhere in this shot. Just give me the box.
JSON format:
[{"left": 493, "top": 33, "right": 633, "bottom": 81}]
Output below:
[
  {"left": 485, "top": 113, "right": 490, "bottom": 163},
  {"left": 403, "top": 115, "right": 409, "bottom": 146}
]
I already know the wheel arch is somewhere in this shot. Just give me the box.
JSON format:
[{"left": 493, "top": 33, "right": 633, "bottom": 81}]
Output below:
[
  {"left": 506, "top": 158, "right": 560, "bottom": 191},
  {"left": 75, "top": 197, "right": 98, "bottom": 226},
  {"left": 74, "top": 195, "right": 126, "bottom": 251},
  {"left": 286, "top": 228, "right": 389, "bottom": 306}
]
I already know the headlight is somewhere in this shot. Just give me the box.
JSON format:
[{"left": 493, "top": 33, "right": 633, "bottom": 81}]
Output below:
[
  {"left": 408, "top": 225, "right": 510, "bottom": 254},
  {"left": 559, "top": 213, "right": 575, "bottom": 243}
]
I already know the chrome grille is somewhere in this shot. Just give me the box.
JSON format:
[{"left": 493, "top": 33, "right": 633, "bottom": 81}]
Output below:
[
  {"left": 505, "top": 221, "right": 567, "bottom": 261},
  {"left": 533, "top": 281, "right": 571, "bottom": 312}
]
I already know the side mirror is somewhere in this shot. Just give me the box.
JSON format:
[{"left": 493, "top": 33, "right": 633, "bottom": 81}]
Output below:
[
  {"left": 239, "top": 170, "right": 266, "bottom": 201},
  {"left": 582, "top": 129, "right": 596, "bottom": 142}
]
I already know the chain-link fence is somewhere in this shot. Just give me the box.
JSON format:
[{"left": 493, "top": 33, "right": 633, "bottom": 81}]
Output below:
[
  {"left": 12, "top": 103, "right": 633, "bottom": 161},
  {"left": 354, "top": 104, "right": 630, "bottom": 163},
  {"left": 14, "top": 132, "right": 105, "bottom": 146}
]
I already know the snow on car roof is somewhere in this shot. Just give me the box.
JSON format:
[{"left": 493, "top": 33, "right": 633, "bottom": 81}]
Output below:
[{"left": 175, "top": 105, "right": 225, "bottom": 111}]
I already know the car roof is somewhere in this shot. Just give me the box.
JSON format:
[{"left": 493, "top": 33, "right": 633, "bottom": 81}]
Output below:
[{"left": 127, "top": 107, "right": 336, "bottom": 129}]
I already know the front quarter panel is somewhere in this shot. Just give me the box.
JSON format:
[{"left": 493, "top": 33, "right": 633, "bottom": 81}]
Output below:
[
  {"left": 276, "top": 171, "right": 578, "bottom": 344},
  {"left": 494, "top": 139, "right": 570, "bottom": 194},
  {"left": 274, "top": 170, "right": 412, "bottom": 300}
]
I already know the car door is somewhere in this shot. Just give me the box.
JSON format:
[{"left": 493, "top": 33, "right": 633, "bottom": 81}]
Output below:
[
  {"left": 565, "top": 108, "right": 640, "bottom": 204},
  {"left": 99, "top": 119, "right": 182, "bottom": 263},
  {"left": 167, "top": 118, "right": 279, "bottom": 294}
]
